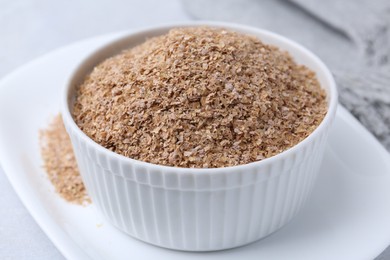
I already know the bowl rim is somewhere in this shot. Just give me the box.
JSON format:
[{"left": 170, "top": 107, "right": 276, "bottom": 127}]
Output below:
[{"left": 61, "top": 21, "right": 338, "bottom": 174}]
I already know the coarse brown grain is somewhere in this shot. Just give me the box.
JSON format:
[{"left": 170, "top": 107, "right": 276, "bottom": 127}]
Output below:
[
  {"left": 73, "top": 27, "right": 327, "bottom": 168},
  {"left": 40, "top": 114, "right": 90, "bottom": 204}
]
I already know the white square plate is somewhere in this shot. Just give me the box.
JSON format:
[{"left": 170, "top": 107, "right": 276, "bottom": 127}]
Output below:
[{"left": 0, "top": 32, "right": 390, "bottom": 260}]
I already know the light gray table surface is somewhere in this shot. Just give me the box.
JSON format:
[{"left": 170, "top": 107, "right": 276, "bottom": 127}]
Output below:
[{"left": 0, "top": 1, "right": 389, "bottom": 259}]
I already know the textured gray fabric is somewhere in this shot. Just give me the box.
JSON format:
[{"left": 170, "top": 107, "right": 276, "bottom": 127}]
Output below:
[{"left": 182, "top": 0, "right": 390, "bottom": 151}]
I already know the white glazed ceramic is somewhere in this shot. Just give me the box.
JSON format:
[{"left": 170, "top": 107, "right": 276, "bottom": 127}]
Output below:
[
  {"left": 1, "top": 32, "right": 390, "bottom": 260},
  {"left": 61, "top": 22, "right": 338, "bottom": 251}
]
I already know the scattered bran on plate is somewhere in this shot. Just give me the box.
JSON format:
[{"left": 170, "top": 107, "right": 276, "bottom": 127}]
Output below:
[
  {"left": 73, "top": 27, "right": 327, "bottom": 168},
  {"left": 40, "top": 114, "right": 90, "bottom": 205}
]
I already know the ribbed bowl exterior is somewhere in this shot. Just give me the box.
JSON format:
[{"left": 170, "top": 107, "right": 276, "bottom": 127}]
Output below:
[
  {"left": 65, "top": 122, "right": 331, "bottom": 251},
  {"left": 62, "top": 22, "right": 338, "bottom": 251}
]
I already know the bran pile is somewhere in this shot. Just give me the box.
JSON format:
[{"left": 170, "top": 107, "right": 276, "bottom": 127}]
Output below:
[
  {"left": 40, "top": 114, "right": 90, "bottom": 204},
  {"left": 73, "top": 27, "right": 327, "bottom": 168}
]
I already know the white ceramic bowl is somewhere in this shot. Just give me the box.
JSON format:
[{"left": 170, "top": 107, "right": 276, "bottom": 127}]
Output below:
[{"left": 62, "top": 22, "right": 338, "bottom": 251}]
